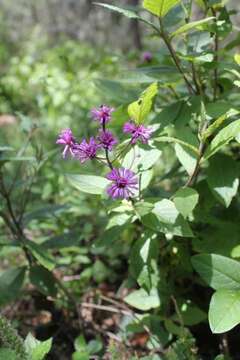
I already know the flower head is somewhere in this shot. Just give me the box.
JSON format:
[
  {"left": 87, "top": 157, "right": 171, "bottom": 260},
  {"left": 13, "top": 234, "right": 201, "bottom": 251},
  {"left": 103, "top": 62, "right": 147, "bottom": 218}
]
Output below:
[
  {"left": 106, "top": 168, "right": 138, "bottom": 199},
  {"left": 97, "top": 130, "right": 118, "bottom": 151},
  {"left": 73, "top": 137, "right": 99, "bottom": 163},
  {"left": 56, "top": 128, "right": 76, "bottom": 158},
  {"left": 91, "top": 105, "right": 114, "bottom": 124},
  {"left": 123, "top": 122, "right": 153, "bottom": 144},
  {"left": 142, "top": 51, "right": 153, "bottom": 63}
]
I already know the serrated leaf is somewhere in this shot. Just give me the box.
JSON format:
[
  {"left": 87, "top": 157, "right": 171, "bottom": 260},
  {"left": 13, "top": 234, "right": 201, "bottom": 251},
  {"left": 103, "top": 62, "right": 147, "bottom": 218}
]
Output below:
[
  {"left": 173, "top": 187, "right": 199, "bottom": 218},
  {"left": 155, "top": 136, "right": 199, "bottom": 154},
  {"left": 206, "top": 154, "right": 239, "bottom": 207},
  {"left": 94, "top": 2, "right": 158, "bottom": 31},
  {"left": 0, "top": 267, "right": 26, "bottom": 306},
  {"left": 209, "top": 289, "right": 240, "bottom": 333},
  {"left": 67, "top": 174, "right": 110, "bottom": 195},
  {"left": 192, "top": 254, "right": 240, "bottom": 290},
  {"left": 143, "top": 0, "right": 180, "bottom": 18},
  {"left": 124, "top": 287, "right": 160, "bottom": 310},
  {"left": 128, "top": 82, "right": 158, "bottom": 124},
  {"left": 171, "top": 17, "right": 215, "bottom": 38},
  {"left": 202, "top": 109, "right": 239, "bottom": 141},
  {"left": 204, "top": 119, "right": 240, "bottom": 159}
]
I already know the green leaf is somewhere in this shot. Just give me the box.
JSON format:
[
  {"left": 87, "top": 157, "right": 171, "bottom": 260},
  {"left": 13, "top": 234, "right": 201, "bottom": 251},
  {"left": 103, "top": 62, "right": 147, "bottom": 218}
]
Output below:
[
  {"left": 124, "top": 287, "right": 160, "bottom": 310},
  {"left": 171, "top": 301, "right": 207, "bottom": 326},
  {"left": 130, "top": 232, "right": 159, "bottom": 291},
  {"left": 155, "top": 136, "right": 199, "bottom": 154},
  {"left": 74, "top": 335, "right": 87, "bottom": 352},
  {"left": 171, "top": 17, "right": 215, "bottom": 38},
  {"left": 94, "top": 2, "right": 158, "bottom": 31},
  {"left": 66, "top": 174, "right": 110, "bottom": 195},
  {"left": 173, "top": 187, "right": 199, "bottom": 218},
  {"left": 24, "top": 333, "right": 52, "bottom": 360},
  {"left": 128, "top": 82, "right": 158, "bottom": 124},
  {"left": 206, "top": 154, "right": 239, "bottom": 207},
  {"left": 26, "top": 241, "right": 55, "bottom": 271},
  {"left": 143, "top": 199, "right": 194, "bottom": 237},
  {"left": 0, "top": 348, "right": 17, "bottom": 360},
  {"left": 95, "top": 2, "right": 140, "bottom": 19},
  {"left": 234, "top": 53, "right": 240, "bottom": 65},
  {"left": 72, "top": 352, "right": 89, "bottom": 360},
  {"left": 143, "top": 0, "right": 180, "bottom": 18},
  {"left": 209, "top": 289, "right": 240, "bottom": 333},
  {"left": 87, "top": 339, "right": 103, "bottom": 354},
  {"left": 0, "top": 267, "right": 26, "bottom": 306},
  {"left": 191, "top": 254, "right": 240, "bottom": 290},
  {"left": 204, "top": 119, "right": 240, "bottom": 159},
  {"left": 122, "top": 145, "right": 161, "bottom": 171},
  {"left": 29, "top": 266, "right": 58, "bottom": 297},
  {"left": 175, "top": 143, "right": 198, "bottom": 176},
  {"left": 202, "top": 109, "right": 239, "bottom": 141}
]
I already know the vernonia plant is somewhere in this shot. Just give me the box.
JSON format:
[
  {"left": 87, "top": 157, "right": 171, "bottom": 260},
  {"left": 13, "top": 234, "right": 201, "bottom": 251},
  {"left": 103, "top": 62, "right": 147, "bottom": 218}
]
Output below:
[{"left": 56, "top": 1, "right": 240, "bottom": 357}]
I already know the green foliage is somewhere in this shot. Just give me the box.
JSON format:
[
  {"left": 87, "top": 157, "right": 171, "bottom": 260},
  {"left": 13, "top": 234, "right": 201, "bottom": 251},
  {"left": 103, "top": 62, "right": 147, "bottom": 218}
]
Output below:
[
  {"left": 128, "top": 82, "right": 158, "bottom": 124},
  {"left": 171, "top": 17, "right": 215, "bottom": 38},
  {"left": 0, "top": 314, "right": 28, "bottom": 360},
  {"left": 173, "top": 188, "right": 199, "bottom": 218},
  {"left": 0, "top": 267, "right": 26, "bottom": 306},
  {"left": 24, "top": 333, "right": 52, "bottom": 360},
  {"left": 67, "top": 174, "right": 110, "bottom": 195},
  {"left": 143, "top": 0, "right": 180, "bottom": 18},
  {"left": 209, "top": 289, "right": 240, "bottom": 333},
  {"left": 1, "top": 0, "right": 240, "bottom": 358}
]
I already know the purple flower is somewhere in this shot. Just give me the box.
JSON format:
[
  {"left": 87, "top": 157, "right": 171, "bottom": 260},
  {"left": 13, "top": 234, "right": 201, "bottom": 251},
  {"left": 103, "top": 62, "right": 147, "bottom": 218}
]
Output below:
[
  {"left": 91, "top": 105, "right": 114, "bottom": 124},
  {"left": 123, "top": 122, "right": 153, "bottom": 144},
  {"left": 97, "top": 130, "right": 118, "bottom": 151},
  {"left": 106, "top": 168, "right": 138, "bottom": 199},
  {"left": 142, "top": 51, "right": 153, "bottom": 63},
  {"left": 73, "top": 137, "right": 99, "bottom": 163},
  {"left": 56, "top": 128, "right": 76, "bottom": 158}
]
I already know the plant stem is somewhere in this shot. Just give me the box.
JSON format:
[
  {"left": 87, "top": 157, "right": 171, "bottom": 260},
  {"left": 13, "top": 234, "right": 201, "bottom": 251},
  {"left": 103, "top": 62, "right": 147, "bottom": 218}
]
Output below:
[
  {"left": 212, "top": 7, "right": 219, "bottom": 101},
  {"left": 102, "top": 120, "right": 113, "bottom": 170},
  {"left": 185, "top": 120, "right": 209, "bottom": 187},
  {"left": 159, "top": 17, "right": 196, "bottom": 95},
  {"left": 191, "top": 63, "right": 203, "bottom": 96},
  {"left": 0, "top": 172, "right": 33, "bottom": 265}
]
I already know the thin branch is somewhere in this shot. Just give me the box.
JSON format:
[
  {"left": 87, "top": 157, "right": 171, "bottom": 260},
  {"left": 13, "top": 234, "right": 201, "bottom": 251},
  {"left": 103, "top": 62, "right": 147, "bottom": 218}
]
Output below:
[
  {"left": 158, "top": 17, "right": 196, "bottom": 95},
  {"left": 81, "top": 302, "right": 132, "bottom": 317},
  {"left": 212, "top": 7, "right": 219, "bottom": 101},
  {"left": 185, "top": 120, "right": 209, "bottom": 187},
  {"left": 102, "top": 120, "right": 113, "bottom": 170}
]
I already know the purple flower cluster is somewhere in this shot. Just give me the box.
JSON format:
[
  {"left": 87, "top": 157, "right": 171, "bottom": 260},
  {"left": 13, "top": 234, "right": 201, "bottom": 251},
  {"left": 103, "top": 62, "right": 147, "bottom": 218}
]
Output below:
[
  {"left": 106, "top": 168, "right": 138, "bottom": 199},
  {"left": 123, "top": 122, "right": 153, "bottom": 144},
  {"left": 57, "top": 103, "right": 154, "bottom": 199},
  {"left": 142, "top": 51, "right": 153, "bottom": 63},
  {"left": 91, "top": 105, "right": 114, "bottom": 124}
]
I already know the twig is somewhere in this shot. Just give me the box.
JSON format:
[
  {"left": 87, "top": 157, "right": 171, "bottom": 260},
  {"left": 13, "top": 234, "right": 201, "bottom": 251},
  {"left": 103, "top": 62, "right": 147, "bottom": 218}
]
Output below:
[
  {"left": 171, "top": 295, "right": 185, "bottom": 336},
  {"left": 102, "top": 120, "right": 113, "bottom": 170},
  {"left": 81, "top": 302, "right": 132, "bottom": 317},
  {"left": 212, "top": 7, "right": 219, "bottom": 101},
  {"left": 0, "top": 172, "right": 33, "bottom": 265},
  {"left": 220, "top": 333, "right": 230, "bottom": 357},
  {"left": 185, "top": 119, "right": 209, "bottom": 187},
  {"left": 158, "top": 18, "right": 196, "bottom": 95}
]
